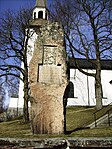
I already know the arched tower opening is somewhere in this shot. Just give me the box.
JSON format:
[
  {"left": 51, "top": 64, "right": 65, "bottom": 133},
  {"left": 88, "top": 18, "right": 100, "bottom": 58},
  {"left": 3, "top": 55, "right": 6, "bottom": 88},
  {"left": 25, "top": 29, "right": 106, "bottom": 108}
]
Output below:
[{"left": 38, "top": 11, "right": 43, "bottom": 19}]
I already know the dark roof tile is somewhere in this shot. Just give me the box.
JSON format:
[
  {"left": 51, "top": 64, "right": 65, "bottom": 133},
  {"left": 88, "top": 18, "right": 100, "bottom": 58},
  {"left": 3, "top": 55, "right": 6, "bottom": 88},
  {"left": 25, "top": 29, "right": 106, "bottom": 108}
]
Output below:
[{"left": 69, "top": 58, "right": 112, "bottom": 70}]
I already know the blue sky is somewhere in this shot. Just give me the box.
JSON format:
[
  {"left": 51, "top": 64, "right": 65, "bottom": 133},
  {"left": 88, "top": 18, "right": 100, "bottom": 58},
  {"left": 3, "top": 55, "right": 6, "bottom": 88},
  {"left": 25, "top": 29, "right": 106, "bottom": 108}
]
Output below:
[
  {"left": 0, "top": 0, "right": 35, "bottom": 11},
  {"left": 0, "top": 0, "right": 52, "bottom": 14}
]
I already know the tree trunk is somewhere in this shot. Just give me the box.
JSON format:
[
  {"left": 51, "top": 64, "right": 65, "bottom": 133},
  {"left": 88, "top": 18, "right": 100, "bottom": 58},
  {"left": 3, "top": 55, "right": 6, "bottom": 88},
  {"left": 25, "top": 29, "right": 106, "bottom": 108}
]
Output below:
[
  {"left": 23, "top": 50, "right": 29, "bottom": 123},
  {"left": 23, "top": 29, "right": 30, "bottom": 123},
  {"left": 95, "top": 63, "right": 103, "bottom": 110},
  {"left": 23, "top": 74, "right": 29, "bottom": 123}
]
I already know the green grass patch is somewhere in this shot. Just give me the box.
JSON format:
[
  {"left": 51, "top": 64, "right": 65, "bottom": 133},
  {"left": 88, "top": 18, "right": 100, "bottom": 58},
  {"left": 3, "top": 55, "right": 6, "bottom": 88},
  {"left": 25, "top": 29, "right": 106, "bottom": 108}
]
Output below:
[
  {"left": 0, "top": 119, "right": 31, "bottom": 138},
  {"left": 0, "top": 106, "right": 112, "bottom": 138},
  {"left": 71, "top": 127, "right": 112, "bottom": 137},
  {"left": 66, "top": 106, "right": 96, "bottom": 131}
]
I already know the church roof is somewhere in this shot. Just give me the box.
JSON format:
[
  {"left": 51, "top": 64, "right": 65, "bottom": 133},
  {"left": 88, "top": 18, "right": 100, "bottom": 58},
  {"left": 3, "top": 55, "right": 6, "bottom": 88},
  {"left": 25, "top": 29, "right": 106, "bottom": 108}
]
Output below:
[
  {"left": 69, "top": 58, "right": 112, "bottom": 70},
  {"left": 35, "top": 0, "right": 47, "bottom": 7}
]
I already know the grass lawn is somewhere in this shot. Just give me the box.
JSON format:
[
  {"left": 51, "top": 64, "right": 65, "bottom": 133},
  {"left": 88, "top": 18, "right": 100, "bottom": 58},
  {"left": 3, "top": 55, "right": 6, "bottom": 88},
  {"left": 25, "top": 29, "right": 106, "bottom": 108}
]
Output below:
[
  {"left": 0, "top": 106, "right": 112, "bottom": 138},
  {"left": 66, "top": 106, "right": 96, "bottom": 131}
]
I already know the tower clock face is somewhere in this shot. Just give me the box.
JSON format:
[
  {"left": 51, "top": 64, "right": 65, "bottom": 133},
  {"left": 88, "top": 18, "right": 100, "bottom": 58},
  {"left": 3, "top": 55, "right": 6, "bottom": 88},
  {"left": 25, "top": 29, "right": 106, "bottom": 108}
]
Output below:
[{"left": 43, "top": 46, "right": 57, "bottom": 65}]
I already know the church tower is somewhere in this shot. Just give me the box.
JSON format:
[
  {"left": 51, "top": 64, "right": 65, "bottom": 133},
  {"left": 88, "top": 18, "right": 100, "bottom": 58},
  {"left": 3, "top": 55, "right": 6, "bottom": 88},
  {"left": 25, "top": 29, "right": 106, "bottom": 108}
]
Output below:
[
  {"left": 29, "top": 0, "right": 68, "bottom": 134},
  {"left": 32, "top": 0, "right": 48, "bottom": 20}
]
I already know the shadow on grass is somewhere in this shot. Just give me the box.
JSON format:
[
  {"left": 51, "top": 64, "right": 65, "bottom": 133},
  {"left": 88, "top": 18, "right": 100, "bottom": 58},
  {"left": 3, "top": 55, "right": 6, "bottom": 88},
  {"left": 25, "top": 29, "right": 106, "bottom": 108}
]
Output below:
[{"left": 65, "top": 127, "right": 90, "bottom": 134}]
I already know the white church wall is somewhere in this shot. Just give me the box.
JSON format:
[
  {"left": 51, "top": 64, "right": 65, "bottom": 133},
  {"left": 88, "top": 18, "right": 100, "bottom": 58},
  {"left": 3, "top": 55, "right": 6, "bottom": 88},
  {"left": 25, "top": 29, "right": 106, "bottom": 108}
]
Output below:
[
  {"left": 9, "top": 98, "right": 23, "bottom": 108},
  {"left": 9, "top": 97, "right": 30, "bottom": 109},
  {"left": 101, "top": 70, "right": 112, "bottom": 105},
  {"left": 18, "top": 78, "right": 24, "bottom": 108},
  {"left": 27, "top": 29, "right": 38, "bottom": 64},
  {"left": 17, "top": 29, "right": 37, "bottom": 109},
  {"left": 67, "top": 69, "right": 112, "bottom": 106}
]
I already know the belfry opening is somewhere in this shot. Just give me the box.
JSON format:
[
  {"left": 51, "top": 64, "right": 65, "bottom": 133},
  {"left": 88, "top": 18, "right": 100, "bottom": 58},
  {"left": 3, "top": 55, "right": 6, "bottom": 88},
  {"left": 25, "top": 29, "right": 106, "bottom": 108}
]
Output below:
[{"left": 38, "top": 11, "right": 43, "bottom": 19}]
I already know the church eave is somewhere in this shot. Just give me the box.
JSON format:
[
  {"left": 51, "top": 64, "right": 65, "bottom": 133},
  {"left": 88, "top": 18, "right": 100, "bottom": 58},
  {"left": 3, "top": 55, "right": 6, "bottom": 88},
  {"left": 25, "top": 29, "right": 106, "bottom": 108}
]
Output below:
[{"left": 69, "top": 58, "right": 112, "bottom": 70}]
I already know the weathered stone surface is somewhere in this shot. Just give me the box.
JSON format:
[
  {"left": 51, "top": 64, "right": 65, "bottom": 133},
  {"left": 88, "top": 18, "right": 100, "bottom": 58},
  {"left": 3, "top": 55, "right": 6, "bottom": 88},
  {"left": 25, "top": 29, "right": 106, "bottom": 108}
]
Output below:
[
  {"left": 0, "top": 138, "right": 112, "bottom": 148},
  {"left": 29, "top": 21, "right": 68, "bottom": 134}
]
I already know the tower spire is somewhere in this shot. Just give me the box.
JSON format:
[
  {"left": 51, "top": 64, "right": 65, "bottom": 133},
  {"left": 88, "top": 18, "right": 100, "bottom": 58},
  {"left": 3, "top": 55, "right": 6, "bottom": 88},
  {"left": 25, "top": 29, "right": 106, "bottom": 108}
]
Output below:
[{"left": 35, "top": 0, "right": 47, "bottom": 7}]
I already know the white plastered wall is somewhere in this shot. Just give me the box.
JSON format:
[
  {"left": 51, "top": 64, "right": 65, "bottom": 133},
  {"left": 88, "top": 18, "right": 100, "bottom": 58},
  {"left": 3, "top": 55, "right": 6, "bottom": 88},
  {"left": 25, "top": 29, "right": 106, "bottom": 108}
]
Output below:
[
  {"left": 17, "top": 29, "right": 38, "bottom": 108},
  {"left": 67, "top": 69, "right": 112, "bottom": 106}
]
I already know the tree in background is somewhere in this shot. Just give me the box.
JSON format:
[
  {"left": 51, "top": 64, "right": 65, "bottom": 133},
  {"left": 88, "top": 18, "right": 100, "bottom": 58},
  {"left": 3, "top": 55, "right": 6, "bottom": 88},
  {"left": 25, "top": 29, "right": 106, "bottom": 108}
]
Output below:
[
  {"left": 0, "top": 7, "right": 33, "bottom": 122},
  {"left": 51, "top": 0, "right": 112, "bottom": 109},
  {"left": 0, "top": 85, "right": 5, "bottom": 114}
]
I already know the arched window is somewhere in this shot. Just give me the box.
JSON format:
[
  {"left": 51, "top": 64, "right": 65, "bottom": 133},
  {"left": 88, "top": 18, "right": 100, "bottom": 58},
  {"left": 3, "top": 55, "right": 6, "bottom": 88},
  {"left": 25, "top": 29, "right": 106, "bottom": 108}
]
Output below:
[
  {"left": 109, "top": 80, "right": 112, "bottom": 84},
  {"left": 63, "top": 81, "right": 74, "bottom": 99},
  {"left": 68, "top": 81, "right": 74, "bottom": 98},
  {"left": 34, "top": 12, "right": 36, "bottom": 19},
  {"left": 38, "top": 11, "right": 43, "bottom": 19}
]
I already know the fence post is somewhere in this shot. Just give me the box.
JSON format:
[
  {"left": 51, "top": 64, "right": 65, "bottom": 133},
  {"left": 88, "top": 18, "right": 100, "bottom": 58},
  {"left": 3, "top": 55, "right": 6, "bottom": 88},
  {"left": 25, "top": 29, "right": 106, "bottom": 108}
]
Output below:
[
  {"left": 94, "top": 113, "right": 97, "bottom": 127},
  {"left": 107, "top": 110, "right": 110, "bottom": 126}
]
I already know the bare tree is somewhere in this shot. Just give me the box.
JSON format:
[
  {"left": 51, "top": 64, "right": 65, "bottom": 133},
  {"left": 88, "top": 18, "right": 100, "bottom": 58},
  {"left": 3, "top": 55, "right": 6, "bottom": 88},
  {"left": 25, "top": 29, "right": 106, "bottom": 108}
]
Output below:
[
  {"left": 0, "top": 7, "right": 32, "bottom": 122},
  {"left": 0, "top": 84, "right": 5, "bottom": 114},
  {"left": 51, "top": 0, "right": 112, "bottom": 109}
]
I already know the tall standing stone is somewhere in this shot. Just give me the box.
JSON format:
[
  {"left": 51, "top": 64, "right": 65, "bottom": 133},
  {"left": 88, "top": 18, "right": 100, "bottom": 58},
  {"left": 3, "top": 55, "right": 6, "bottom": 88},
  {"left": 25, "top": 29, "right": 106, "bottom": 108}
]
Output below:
[{"left": 29, "top": 0, "right": 68, "bottom": 134}]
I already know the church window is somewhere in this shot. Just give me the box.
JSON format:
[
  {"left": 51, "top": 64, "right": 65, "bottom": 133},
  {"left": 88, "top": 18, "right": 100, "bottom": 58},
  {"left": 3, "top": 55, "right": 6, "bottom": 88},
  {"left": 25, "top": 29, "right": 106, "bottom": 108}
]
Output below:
[
  {"left": 63, "top": 81, "right": 74, "bottom": 99},
  {"left": 38, "top": 11, "right": 43, "bottom": 19},
  {"left": 68, "top": 81, "right": 74, "bottom": 98},
  {"left": 109, "top": 80, "right": 112, "bottom": 84}
]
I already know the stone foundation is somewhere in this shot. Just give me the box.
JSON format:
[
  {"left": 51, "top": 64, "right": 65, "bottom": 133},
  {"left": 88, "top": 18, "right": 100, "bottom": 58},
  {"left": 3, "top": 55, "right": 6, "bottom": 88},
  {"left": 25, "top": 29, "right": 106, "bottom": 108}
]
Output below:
[{"left": 0, "top": 138, "right": 112, "bottom": 148}]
